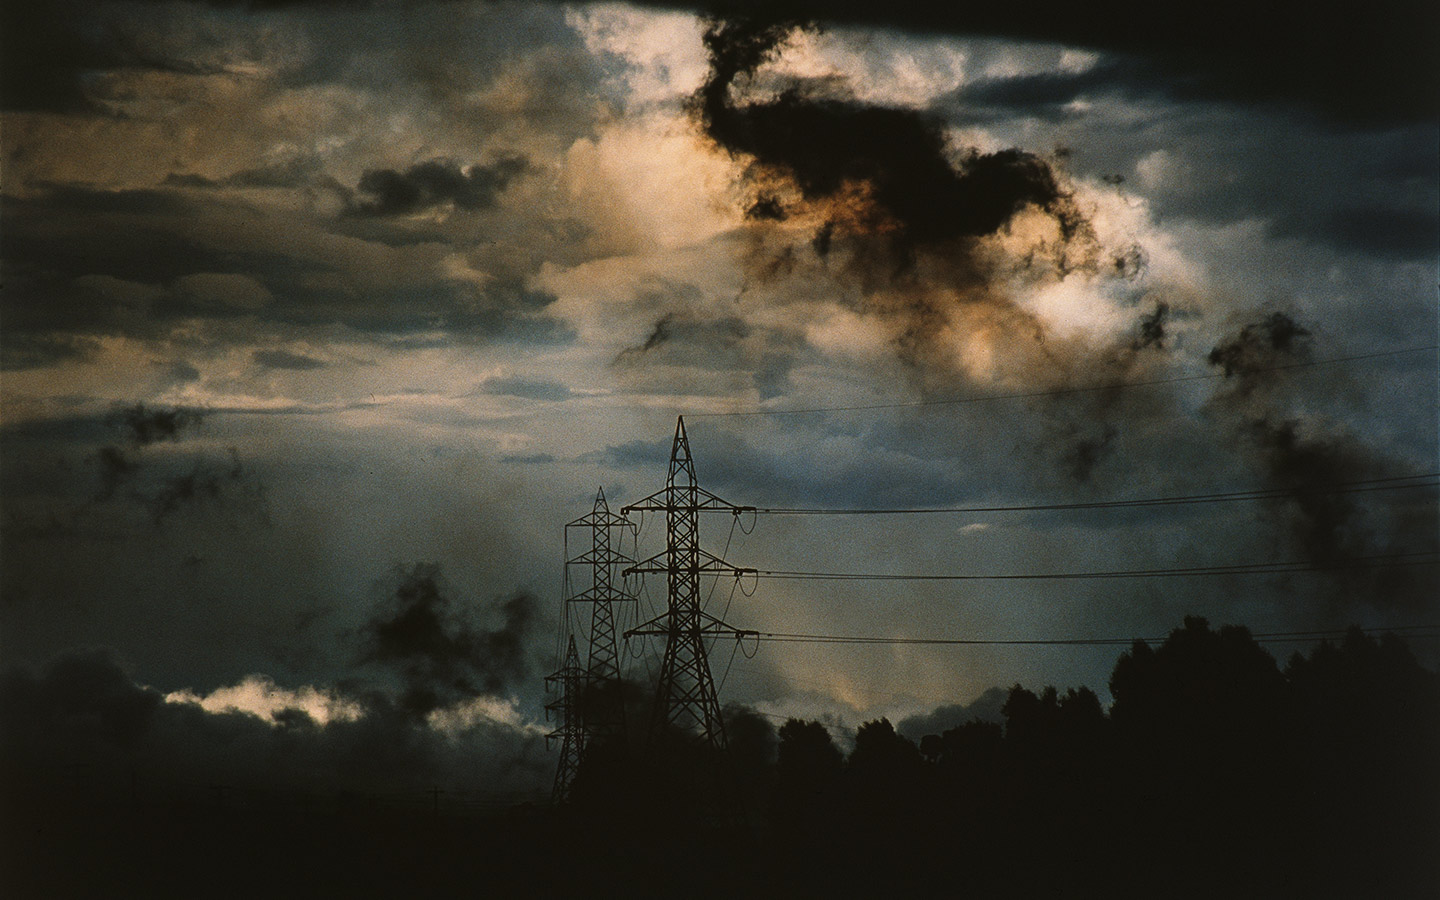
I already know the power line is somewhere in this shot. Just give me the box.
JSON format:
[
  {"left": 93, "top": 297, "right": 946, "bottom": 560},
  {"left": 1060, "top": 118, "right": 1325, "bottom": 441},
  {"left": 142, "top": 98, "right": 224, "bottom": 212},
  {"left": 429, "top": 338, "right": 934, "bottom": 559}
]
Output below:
[
  {"left": 746, "top": 551, "right": 1439, "bottom": 582},
  {"left": 744, "top": 624, "right": 1440, "bottom": 647},
  {"left": 686, "top": 344, "right": 1439, "bottom": 418},
  {"left": 752, "top": 473, "right": 1439, "bottom": 516}
]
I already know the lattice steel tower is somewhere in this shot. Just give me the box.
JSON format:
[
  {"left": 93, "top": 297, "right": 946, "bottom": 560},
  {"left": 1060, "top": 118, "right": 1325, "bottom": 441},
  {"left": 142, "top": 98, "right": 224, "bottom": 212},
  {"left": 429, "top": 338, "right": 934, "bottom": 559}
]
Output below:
[
  {"left": 544, "top": 635, "right": 584, "bottom": 804},
  {"left": 622, "top": 417, "right": 754, "bottom": 750},
  {"left": 564, "top": 487, "right": 637, "bottom": 741}
]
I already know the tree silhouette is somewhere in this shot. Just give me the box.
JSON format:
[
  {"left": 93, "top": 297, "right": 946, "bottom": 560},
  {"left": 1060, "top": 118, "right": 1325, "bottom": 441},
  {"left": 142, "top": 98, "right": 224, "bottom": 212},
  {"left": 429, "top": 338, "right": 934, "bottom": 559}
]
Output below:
[
  {"left": 1283, "top": 627, "right": 1440, "bottom": 896},
  {"left": 6, "top": 618, "right": 1436, "bottom": 897}
]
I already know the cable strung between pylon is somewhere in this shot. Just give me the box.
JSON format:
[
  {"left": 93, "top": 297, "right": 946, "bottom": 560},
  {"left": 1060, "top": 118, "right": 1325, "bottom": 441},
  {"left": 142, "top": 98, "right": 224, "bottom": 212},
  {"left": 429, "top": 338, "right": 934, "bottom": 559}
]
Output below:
[
  {"left": 749, "top": 473, "right": 1439, "bottom": 515},
  {"left": 743, "top": 551, "right": 1439, "bottom": 582},
  {"left": 741, "top": 624, "right": 1440, "bottom": 647}
]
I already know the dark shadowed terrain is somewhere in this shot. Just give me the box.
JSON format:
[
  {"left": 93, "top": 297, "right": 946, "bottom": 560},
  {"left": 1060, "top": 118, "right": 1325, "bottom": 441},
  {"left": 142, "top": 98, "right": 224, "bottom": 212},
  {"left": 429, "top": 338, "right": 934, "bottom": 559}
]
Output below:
[{"left": 5, "top": 619, "right": 1436, "bottom": 898}]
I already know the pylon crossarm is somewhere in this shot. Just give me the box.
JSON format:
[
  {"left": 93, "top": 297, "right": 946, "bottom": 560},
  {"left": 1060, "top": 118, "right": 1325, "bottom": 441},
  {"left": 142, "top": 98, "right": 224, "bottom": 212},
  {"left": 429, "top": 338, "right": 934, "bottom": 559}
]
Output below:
[
  {"left": 564, "top": 511, "right": 635, "bottom": 530},
  {"left": 625, "top": 609, "right": 757, "bottom": 639},
  {"left": 618, "top": 551, "right": 665, "bottom": 576},
  {"left": 627, "top": 625, "right": 758, "bottom": 638},
  {"left": 568, "top": 585, "right": 638, "bottom": 603},
  {"left": 565, "top": 547, "right": 630, "bottom": 566},
  {"left": 622, "top": 548, "right": 757, "bottom": 578},
  {"left": 621, "top": 487, "right": 756, "bottom": 516},
  {"left": 618, "top": 486, "right": 668, "bottom": 514}
]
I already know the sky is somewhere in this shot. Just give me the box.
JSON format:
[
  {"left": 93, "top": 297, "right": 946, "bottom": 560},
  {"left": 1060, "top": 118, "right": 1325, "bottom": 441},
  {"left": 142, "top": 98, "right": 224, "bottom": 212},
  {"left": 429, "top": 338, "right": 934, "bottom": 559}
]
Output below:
[{"left": 2, "top": 0, "right": 1438, "bottom": 797}]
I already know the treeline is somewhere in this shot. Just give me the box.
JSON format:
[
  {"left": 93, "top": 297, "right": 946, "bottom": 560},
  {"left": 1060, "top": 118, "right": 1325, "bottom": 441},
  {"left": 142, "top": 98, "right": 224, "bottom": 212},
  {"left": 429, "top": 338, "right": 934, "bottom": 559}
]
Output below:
[
  {"left": 564, "top": 618, "right": 1440, "bottom": 898},
  {"left": 4, "top": 619, "right": 1435, "bottom": 898}
]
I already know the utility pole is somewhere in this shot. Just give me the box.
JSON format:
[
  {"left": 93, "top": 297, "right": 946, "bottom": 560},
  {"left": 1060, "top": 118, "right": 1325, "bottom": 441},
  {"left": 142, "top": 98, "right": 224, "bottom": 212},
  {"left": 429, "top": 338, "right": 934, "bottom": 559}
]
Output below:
[{"left": 622, "top": 417, "right": 755, "bottom": 750}]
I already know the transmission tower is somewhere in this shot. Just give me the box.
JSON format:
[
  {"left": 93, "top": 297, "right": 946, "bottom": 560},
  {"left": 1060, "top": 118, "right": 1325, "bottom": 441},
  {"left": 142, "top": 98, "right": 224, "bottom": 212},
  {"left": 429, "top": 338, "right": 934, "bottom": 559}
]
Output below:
[
  {"left": 544, "top": 635, "right": 585, "bottom": 804},
  {"left": 622, "top": 417, "right": 755, "bottom": 750},
  {"left": 564, "top": 487, "right": 637, "bottom": 742}
]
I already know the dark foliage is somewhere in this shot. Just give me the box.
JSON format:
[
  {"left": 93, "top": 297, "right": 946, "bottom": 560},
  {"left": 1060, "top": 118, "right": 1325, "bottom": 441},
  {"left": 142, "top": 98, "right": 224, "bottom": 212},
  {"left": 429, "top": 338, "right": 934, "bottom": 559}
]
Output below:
[
  {"left": 562, "top": 617, "right": 1438, "bottom": 897},
  {"left": 5, "top": 620, "right": 1436, "bottom": 898}
]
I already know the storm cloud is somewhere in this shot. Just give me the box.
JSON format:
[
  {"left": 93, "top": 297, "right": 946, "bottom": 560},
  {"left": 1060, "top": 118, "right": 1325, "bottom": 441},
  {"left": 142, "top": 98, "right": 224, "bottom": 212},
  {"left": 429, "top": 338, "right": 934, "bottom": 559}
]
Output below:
[
  {"left": 694, "top": 16, "right": 1087, "bottom": 259},
  {"left": 632, "top": 0, "right": 1440, "bottom": 123},
  {"left": 1202, "top": 314, "right": 1437, "bottom": 610},
  {"left": 0, "top": 647, "right": 548, "bottom": 801},
  {"left": 348, "top": 156, "right": 530, "bottom": 217},
  {"left": 359, "top": 564, "right": 538, "bottom": 717}
]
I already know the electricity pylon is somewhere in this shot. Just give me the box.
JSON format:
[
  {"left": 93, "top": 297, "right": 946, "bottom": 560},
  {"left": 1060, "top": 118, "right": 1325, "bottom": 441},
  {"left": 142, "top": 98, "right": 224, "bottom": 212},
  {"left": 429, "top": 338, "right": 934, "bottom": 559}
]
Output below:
[
  {"left": 564, "top": 487, "right": 637, "bottom": 742},
  {"left": 622, "top": 417, "right": 755, "bottom": 750},
  {"left": 545, "top": 635, "right": 584, "bottom": 804}
]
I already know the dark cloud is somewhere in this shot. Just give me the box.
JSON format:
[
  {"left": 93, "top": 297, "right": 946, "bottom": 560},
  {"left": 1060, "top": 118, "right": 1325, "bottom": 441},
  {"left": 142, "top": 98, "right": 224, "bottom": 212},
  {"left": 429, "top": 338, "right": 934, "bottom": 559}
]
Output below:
[
  {"left": 24, "top": 0, "right": 1413, "bottom": 126},
  {"left": 617, "top": 312, "right": 750, "bottom": 361},
  {"left": 744, "top": 194, "right": 787, "bottom": 222},
  {"left": 94, "top": 445, "right": 140, "bottom": 503},
  {"left": 1203, "top": 314, "right": 1438, "bottom": 610},
  {"left": 164, "top": 156, "right": 340, "bottom": 192},
  {"left": 10, "top": 183, "right": 196, "bottom": 218},
  {"left": 1132, "top": 302, "right": 1168, "bottom": 351},
  {"left": 1008, "top": 302, "right": 1192, "bottom": 490},
  {"left": 0, "top": 185, "right": 574, "bottom": 347},
  {"left": 0, "top": 3, "right": 205, "bottom": 113},
  {"left": 1110, "top": 243, "right": 1146, "bottom": 279},
  {"left": 165, "top": 361, "right": 202, "bottom": 383},
  {"left": 674, "top": 13, "right": 1158, "bottom": 404},
  {"left": 347, "top": 156, "right": 529, "bottom": 217},
  {"left": 0, "top": 649, "right": 161, "bottom": 754},
  {"left": 1046, "top": 104, "right": 1439, "bottom": 263},
  {"left": 612, "top": 310, "right": 799, "bottom": 401},
  {"left": 0, "top": 2, "right": 411, "bottom": 113},
  {"left": 0, "top": 333, "right": 102, "bottom": 371},
  {"left": 948, "top": 62, "right": 1155, "bottom": 123},
  {"left": 116, "top": 403, "right": 205, "bottom": 446},
  {"left": 1057, "top": 422, "right": 1118, "bottom": 484},
  {"left": 0, "top": 648, "right": 549, "bottom": 801},
  {"left": 1207, "top": 312, "right": 1312, "bottom": 392},
  {"left": 578, "top": 440, "right": 671, "bottom": 472},
  {"left": 895, "top": 684, "right": 1008, "bottom": 741},
  {"left": 1272, "top": 204, "right": 1440, "bottom": 261},
  {"left": 478, "top": 375, "right": 573, "bottom": 402},
  {"left": 144, "top": 449, "right": 255, "bottom": 525},
  {"left": 0, "top": 404, "right": 269, "bottom": 535},
  {"left": 1, "top": 187, "right": 303, "bottom": 332},
  {"left": 637, "top": 313, "right": 679, "bottom": 353},
  {"left": 253, "top": 349, "right": 328, "bottom": 370},
  {"left": 90, "top": 404, "right": 207, "bottom": 506},
  {"left": 1228, "top": 417, "right": 1437, "bottom": 614},
  {"left": 359, "top": 564, "right": 537, "bottom": 717},
  {"left": 694, "top": 17, "right": 1085, "bottom": 257},
  {"left": 500, "top": 453, "right": 556, "bottom": 465},
  {"left": 633, "top": 0, "right": 1440, "bottom": 123}
]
